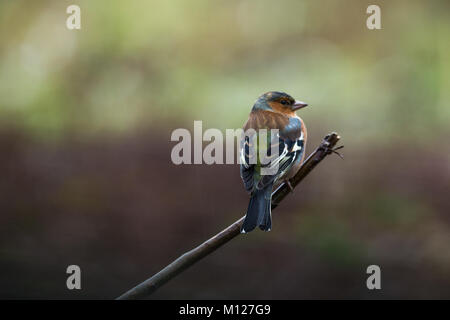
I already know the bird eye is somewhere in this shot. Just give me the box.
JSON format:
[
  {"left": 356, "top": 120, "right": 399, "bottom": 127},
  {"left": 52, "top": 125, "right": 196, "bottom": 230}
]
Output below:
[{"left": 280, "top": 100, "right": 289, "bottom": 105}]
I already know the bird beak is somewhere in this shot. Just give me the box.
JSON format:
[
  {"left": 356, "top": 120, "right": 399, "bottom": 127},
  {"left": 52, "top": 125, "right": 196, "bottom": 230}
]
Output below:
[{"left": 292, "top": 100, "right": 308, "bottom": 111}]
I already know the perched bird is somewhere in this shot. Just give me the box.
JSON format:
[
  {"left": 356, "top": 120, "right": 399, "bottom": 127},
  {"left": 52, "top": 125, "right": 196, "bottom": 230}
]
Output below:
[{"left": 240, "top": 91, "right": 308, "bottom": 233}]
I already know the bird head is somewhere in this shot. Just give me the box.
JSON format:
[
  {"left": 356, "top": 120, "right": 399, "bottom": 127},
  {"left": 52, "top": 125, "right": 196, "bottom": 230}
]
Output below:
[{"left": 253, "top": 91, "right": 308, "bottom": 115}]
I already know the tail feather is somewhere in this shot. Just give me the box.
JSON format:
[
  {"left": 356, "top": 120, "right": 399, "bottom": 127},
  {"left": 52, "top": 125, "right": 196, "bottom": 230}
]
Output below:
[{"left": 241, "top": 185, "right": 272, "bottom": 233}]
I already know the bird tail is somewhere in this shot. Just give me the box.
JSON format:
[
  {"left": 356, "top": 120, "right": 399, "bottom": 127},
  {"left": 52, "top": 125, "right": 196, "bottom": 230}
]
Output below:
[{"left": 241, "top": 185, "right": 273, "bottom": 233}]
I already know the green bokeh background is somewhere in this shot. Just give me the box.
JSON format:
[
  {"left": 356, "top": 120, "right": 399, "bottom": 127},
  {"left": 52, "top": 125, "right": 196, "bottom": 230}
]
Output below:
[{"left": 0, "top": 0, "right": 449, "bottom": 299}]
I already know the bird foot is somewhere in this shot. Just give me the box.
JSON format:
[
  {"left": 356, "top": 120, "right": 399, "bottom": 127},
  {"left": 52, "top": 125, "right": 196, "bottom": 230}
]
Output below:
[{"left": 285, "top": 179, "right": 294, "bottom": 193}]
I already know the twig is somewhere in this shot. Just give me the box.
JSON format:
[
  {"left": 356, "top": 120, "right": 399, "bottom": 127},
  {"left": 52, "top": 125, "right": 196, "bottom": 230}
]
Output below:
[{"left": 117, "top": 132, "right": 342, "bottom": 300}]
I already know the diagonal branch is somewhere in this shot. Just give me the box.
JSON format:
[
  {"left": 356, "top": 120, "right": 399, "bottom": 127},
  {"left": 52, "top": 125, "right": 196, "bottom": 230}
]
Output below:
[{"left": 117, "top": 132, "right": 342, "bottom": 300}]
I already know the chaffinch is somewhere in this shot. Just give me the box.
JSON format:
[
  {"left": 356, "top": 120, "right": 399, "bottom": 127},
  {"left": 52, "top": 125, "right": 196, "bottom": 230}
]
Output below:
[{"left": 240, "top": 91, "right": 308, "bottom": 233}]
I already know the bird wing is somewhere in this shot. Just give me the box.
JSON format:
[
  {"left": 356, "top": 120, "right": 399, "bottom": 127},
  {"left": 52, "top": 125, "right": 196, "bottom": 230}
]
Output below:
[{"left": 240, "top": 111, "right": 304, "bottom": 192}]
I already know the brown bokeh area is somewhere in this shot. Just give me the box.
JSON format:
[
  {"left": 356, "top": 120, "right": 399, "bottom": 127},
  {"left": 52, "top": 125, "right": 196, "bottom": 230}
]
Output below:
[{"left": 1, "top": 127, "right": 449, "bottom": 299}]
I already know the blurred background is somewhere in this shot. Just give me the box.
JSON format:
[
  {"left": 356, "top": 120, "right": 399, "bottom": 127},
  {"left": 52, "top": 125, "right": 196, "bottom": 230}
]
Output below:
[{"left": 0, "top": 0, "right": 449, "bottom": 299}]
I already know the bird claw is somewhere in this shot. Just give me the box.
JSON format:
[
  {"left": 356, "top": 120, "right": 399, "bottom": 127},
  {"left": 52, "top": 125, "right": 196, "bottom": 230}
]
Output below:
[{"left": 285, "top": 180, "right": 294, "bottom": 193}]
